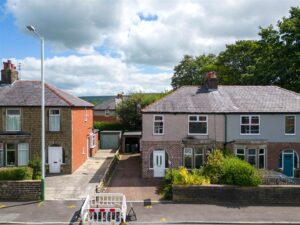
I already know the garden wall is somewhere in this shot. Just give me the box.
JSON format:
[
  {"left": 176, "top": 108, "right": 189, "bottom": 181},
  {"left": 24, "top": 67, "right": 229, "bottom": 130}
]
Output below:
[
  {"left": 173, "top": 184, "right": 300, "bottom": 204},
  {"left": 0, "top": 180, "right": 41, "bottom": 200}
]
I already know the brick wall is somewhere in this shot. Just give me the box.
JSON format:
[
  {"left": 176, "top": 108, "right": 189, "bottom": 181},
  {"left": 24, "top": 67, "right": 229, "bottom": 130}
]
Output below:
[
  {"left": 173, "top": 184, "right": 300, "bottom": 204},
  {"left": 71, "top": 108, "right": 96, "bottom": 172},
  {"left": 0, "top": 107, "right": 72, "bottom": 173},
  {"left": 0, "top": 180, "right": 41, "bottom": 200},
  {"left": 141, "top": 141, "right": 182, "bottom": 178}
]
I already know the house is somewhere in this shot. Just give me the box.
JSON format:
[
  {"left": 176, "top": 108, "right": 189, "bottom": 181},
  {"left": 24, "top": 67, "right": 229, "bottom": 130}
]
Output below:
[
  {"left": 93, "top": 94, "right": 124, "bottom": 122},
  {"left": 141, "top": 72, "right": 300, "bottom": 178},
  {"left": 0, "top": 60, "right": 98, "bottom": 174}
]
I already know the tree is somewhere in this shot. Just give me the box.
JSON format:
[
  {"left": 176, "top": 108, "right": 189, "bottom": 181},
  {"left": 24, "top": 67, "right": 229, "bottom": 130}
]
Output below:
[
  {"left": 170, "top": 7, "right": 300, "bottom": 93},
  {"left": 171, "top": 54, "right": 218, "bottom": 89},
  {"left": 116, "top": 92, "right": 168, "bottom": 130}
]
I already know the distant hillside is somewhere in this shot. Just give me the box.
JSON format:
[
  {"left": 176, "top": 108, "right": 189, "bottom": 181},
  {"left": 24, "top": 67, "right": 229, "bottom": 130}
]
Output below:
[{"left": 79, "top": 96, "right": 114, "bottom": 105}]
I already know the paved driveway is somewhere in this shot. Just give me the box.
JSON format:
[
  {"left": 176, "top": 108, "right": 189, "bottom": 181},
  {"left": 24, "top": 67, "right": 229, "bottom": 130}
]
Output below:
[
  {"left": 105, "top": 153, "right": 163, "bottom": 201},
  {"left": 45, "top": 150, "right": 115, "bottom": 200}
]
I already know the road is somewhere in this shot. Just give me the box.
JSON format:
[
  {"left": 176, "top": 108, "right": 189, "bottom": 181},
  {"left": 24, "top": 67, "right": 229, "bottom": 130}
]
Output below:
[{"left": 1, "top": 200, "right": 300, "bottom": 224}]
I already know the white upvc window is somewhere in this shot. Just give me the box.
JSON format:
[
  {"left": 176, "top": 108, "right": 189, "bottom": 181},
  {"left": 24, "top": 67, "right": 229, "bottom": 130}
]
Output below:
[
  {"left": 89, "top": 133, "right": 96, "bottom": 149},
  {"left": 105, "top": 109, "right": 109, "bottom": 117},
  {"left": 183, "top": 148, "right": 193, "bottom": 169},
  {"left": 236, "top": 148, "right": 245, "bottom": 160},
  {"left": 6, "top": 108, "right": 21, "bottom": 131},
  {"left": 258, "top": 148, "right": 266, "bottom": 169},
  {"left": 0, "top": 143, "right": 4, "bottom": 167},
  {"left": 247, "top": 148, "right": 257, "bottom": 166},
  {"left": 49, "top": 109, "right": 60, "bottom": 132},
  {"left": 18, "top": 143, "right": 29, "bottom": 166},
  {"left": 194, "top": 148, "right": 204, "bottom": 169},
  {"left": 240, "top": 115, "right": 260, "bottom": 135},
  {"left": 285, "top": 115, "right": 295, "bottom": 135},
  {"left": 6, "top": 143, "right": 16, "bottom": 166},
  {"left": 188, "top": 115, "right": 208, "bottom": 135},
  {"left": 153, "top": 115, "right": 164, "bottom": 135}
]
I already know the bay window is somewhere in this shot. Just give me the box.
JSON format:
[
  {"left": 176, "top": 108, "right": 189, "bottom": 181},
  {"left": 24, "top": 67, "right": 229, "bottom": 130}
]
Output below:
[
  {"left": 6, "top": 143, "right": 16, "bottom": 166},
  {"left": 6, "top": 109, "right": 21, "bottom": 131},
  {"left": 18, "top": 143, "right": 29, "bottom": 166},
  {"left": 235, "top": 146, "right": 266, "bottom": 169},
  {"left": 184, "top": 147, "right": 205, "bottom": 169},
  {"left": 49, "top": 109, "right": 60, "bottom": 131}
]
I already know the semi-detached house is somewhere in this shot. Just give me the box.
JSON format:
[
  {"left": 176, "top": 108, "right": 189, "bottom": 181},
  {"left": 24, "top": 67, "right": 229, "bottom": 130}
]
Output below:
[
  {"left": 141, "top": 72, "right": 300, "bottom": 178},
  {"left": 0, "top": 60, "right": 98, "bottom": 174}
]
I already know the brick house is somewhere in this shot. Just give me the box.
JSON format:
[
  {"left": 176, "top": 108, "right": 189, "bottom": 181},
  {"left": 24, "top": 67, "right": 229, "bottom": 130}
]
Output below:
[
  {"left": 0, "top": 60, "right": 98, "bottom": 174},
  {"left": 94, "top": 94, "right": 124, "bottom": 122},
  {"left": 141, "top": 72, "right": 300, "bottom": 178}
]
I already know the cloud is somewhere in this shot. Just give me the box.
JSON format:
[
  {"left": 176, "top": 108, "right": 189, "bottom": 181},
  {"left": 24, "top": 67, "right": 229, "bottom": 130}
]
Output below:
[
  {"left": 6, "top": 0, "right": 297, "bottom": 65},
  {"left": 8, "top": 55, "right": 172, "bottom": 96}
]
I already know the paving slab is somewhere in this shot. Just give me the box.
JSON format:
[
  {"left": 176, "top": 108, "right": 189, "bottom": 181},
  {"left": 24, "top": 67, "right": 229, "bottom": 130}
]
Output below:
[
  {"left": 105, "top": 153, "right": 163, "bottom": 201},
  {"left": 45, "top": 150, "right": 115, "bottom": 200}
]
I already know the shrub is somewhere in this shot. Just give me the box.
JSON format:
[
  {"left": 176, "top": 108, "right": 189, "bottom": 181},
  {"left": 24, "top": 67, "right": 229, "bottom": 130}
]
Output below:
[
  {"left": 94, "top": 121, "right": 125, "bottom": 131},
  {"left": 28, "top": 159, "right": 42, "bottom": 180},
  {"left": 221, "top": 157, "right": 262, "bottom": 186},
  {"left": 162, "top": 168, "right": 210, "bottom": 200},
  {"left": 0, "top": 167, "right": 33, "bottom": 180},
  {"left": 203, "top": 149, "right": 225, "bottom": 184}
]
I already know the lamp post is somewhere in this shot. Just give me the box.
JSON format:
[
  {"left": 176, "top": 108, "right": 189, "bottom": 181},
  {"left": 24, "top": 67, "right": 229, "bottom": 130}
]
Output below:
[{"left": 27, "top": 25, "right": 45, "bottom": 201}]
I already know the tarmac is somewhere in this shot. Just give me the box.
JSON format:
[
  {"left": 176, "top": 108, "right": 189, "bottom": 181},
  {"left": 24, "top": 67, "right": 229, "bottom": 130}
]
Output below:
[{"left": 1, "top": 200, "right": 300, "bottom": 224}]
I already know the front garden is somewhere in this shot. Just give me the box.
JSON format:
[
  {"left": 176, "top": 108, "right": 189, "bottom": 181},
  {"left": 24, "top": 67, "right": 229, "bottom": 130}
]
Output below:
[{"left": 163, "top": 150, "right": 262, "bottom": 199}]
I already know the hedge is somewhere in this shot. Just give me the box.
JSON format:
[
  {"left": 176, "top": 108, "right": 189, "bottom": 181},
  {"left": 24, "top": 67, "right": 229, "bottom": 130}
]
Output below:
[
  {"left": 94, "top": 121, "right": 126, "bottom": 132},
  {"left": 0, "top": 167, "right": 33, "bottom": 180}
]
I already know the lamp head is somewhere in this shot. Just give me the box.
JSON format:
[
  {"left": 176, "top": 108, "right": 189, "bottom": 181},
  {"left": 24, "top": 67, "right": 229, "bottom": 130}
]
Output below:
[{"left": 27, "top": 25, "right": 35, "bottom": 32}]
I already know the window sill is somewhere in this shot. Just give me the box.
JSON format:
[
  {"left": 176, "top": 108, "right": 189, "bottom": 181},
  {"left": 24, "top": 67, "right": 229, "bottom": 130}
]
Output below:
[
  {"left": 240, "top": 133, "right": 260, "bottom": 135},
  {"left": 284, "top": 133, "right": 296, "bottom": 136},
  {"left": 187, "top": 133, "right": 208, "bottom": 136}
]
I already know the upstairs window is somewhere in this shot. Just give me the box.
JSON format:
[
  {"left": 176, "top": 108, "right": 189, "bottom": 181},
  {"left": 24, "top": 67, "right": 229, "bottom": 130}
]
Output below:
[
  {"left": 153, "top": 115, "right": 164, "bottom": 135},
  {"left": 241, "top": 115, "right": 260, "bottom": 134},
  {"left": 105, "top": 109, "right": 109, "bottom": 117},
  {"left": 188, "top": 115, "right": 207, "bottom": 135},
  {"left": 285, "top": 115, "right": 295, "bottom": 135},
  {"left": 49, "top": 109, "right": 60, "bottom": 132},
  {"left": 6, "top": 109, "right": 21, "bottom": 131}
]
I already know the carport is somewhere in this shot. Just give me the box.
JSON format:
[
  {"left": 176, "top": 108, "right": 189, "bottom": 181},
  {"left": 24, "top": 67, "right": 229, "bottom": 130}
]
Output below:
[{"left": 121, "top": 131, "right": 142, "bottom": 153}]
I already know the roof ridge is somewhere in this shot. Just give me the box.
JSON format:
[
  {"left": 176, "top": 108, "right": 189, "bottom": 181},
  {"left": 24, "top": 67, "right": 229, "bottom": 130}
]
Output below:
[{"left": 45, "top": 83, "right": 73, "bottom": 106}]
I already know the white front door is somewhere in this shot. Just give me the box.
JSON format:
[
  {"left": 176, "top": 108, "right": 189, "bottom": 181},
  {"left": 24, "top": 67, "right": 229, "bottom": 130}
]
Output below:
[
  {"left": 48, "top": 147, "right": 62, "bottom": 173},
  {"left": 153, "top": 150, "right": 165, "bottom": 177}
]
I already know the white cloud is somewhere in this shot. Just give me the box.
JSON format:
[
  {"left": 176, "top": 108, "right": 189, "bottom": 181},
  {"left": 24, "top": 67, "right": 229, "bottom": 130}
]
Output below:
[
  {"left": 4, "top": 0, "right": 299, "bottom": 95},
  {"left": 8, "top": 55, "right": 172, "bottom": 96}
]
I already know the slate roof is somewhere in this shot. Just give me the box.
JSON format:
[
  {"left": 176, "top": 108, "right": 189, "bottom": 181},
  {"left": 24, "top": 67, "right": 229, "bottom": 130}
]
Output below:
[
  {"left": 142, "top": 85, "right": 300, "bottom": 113},
  {"left": 0, "top": 80, "right": 94, "bottom": 107},
  {"left": 94, "top": 98, "right": 116, "bottom": 110}
]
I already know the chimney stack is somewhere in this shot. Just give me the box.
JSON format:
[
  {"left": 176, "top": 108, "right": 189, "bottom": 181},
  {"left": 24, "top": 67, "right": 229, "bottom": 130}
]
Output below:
[
  {"left": 204, "top": 71, "right": 218, "bottom": 90},
  {"left": 1, "top": 60, "right": 19, "bottom": 85}
]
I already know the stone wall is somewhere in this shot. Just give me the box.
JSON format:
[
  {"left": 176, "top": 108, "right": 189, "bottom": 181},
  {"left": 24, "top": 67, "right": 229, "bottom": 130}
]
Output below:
[
  {"left": 0, "top": 180, "right": 41, "bottom": 200},
  {"left": 173, "top": 184, "right": 300, "bottom": 204}
]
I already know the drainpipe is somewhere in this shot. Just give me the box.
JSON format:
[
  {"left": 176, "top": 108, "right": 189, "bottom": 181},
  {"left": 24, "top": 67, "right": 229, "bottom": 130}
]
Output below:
[{"left": 224, "top": 114, "right": 227, "bottom": 149}]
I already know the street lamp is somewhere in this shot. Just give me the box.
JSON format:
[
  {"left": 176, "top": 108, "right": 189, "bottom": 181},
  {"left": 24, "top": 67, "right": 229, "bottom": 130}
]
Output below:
[{"left": 27, "top": 25, "right": 45, "bottom": 201}]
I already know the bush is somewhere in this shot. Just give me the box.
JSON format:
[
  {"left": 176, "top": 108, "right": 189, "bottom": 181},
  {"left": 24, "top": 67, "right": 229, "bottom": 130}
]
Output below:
[
  {"left": 221, "top": 157, "right": 262, "bottom": 186},
  {"left": 203, "top": 150, "right": 225, "bottom": 184},
  {"left": 94, "top": 121, "right": 125, "bottom": 131},
  {"left": 162, "top": 168, "right": 210, "bottom": 200},
  {"left": 0, "top": 167, "right": 33, "bottom": 180},
  {"left": 28, "top": 159, "right": 42, "bottom": 180}
]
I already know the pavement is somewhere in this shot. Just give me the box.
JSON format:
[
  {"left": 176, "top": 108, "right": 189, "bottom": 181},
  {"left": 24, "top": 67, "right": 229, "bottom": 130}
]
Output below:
[
  {"left": 105, "top": 153, "right": 163, "bottom": 201},
  {"left": 1, "top": 200, "right": 300, "bottom": 224},
  {"left": 45, "top": 149, "right": 115, "bottom": 200}
]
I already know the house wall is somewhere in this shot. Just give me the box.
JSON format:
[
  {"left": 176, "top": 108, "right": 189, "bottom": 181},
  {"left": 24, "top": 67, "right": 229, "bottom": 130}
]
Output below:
[
  {"left": 142, "top": 113, "right": 225, "bottom": 142},
  {"left": 0, "top": 107, "right": 72, "bottom": 173},
  {"left": 71, "top": 108, "right": 95, "bottom": 172},
  {"left": 226, "top": 114, "right": 300, "bottom": 142}
]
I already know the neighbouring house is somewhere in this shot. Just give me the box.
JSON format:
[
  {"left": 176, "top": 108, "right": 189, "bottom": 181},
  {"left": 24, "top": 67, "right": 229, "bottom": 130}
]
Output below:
[
  {"left": 141, "top": 72, "right": 300, "bottom": 178},
  {"left": 93, "top": 94, "right": 124, "bottom": 122},
  {"left": 0, "top": 60, "right": 98, "bottom": 174}
]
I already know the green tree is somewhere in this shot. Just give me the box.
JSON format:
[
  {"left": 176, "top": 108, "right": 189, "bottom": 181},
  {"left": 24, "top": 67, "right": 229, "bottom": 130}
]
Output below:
[
  {"left": 171, "top": 54, "right": 218, "bottom": 89},
  {"left": 116, "top": 92, "right": 168, "bottom": 130}
]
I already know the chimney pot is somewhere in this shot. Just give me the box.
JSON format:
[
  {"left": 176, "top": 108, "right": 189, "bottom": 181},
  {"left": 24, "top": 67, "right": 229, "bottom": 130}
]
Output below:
[
  {"left": 204, "top": 71, "right": 218, "bottom": 90},
  {"left": 1, "top": 60, "right": 19, "bottom": 84}
]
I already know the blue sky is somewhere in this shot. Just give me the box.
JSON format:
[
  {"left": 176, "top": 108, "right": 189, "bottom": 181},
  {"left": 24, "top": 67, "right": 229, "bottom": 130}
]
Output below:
[{"left": 0, "top": 0, "right": 298, "bottom": 96}]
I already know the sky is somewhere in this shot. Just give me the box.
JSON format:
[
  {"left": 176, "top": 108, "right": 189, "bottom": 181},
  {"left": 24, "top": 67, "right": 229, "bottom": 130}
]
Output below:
[{"left": 0, "top": 0, "right": 298, "bottom": 96}]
